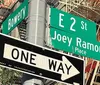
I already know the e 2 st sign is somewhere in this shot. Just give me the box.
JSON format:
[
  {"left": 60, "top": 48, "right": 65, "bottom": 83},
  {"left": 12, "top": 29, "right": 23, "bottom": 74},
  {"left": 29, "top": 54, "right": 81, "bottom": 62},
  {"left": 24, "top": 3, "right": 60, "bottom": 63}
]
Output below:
[
  {"left": 0, "top": 33, "right": 84, "bottom": 85},
  {"left": 50, "top": 7, "right": 96, "bottom": 39},
  {"left": 1, "top": 0, "right": 28, "bottom": 34}
]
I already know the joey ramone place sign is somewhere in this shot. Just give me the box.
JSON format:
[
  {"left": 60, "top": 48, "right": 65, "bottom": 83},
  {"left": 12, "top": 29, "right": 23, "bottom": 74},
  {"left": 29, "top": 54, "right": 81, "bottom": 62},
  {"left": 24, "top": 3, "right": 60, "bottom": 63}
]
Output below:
[{"left": 0, "top": 33, "right": 84, "bottom": 85}]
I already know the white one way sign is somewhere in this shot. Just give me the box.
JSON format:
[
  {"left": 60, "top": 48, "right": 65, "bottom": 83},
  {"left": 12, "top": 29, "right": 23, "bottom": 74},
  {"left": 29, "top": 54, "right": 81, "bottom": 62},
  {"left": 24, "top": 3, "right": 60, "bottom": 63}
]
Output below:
[
  {"left": 4, "top": 44, "right": 80, "bottom": 81},
  {"left": 0, "top": 33, "right": 84, "bottom": 85}
]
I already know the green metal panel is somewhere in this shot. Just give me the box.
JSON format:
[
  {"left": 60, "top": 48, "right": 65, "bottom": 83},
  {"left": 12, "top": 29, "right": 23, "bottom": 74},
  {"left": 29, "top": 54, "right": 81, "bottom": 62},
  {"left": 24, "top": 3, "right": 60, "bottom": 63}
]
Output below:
[
  {"left": 2, "top": 0, "right": 28, "bottom": 34},
  {"left": 50, "top": 27, "right": 100, "bottom": 60},
  {"left": 50, "top": 7, "right": 96, "bottom": 40}
]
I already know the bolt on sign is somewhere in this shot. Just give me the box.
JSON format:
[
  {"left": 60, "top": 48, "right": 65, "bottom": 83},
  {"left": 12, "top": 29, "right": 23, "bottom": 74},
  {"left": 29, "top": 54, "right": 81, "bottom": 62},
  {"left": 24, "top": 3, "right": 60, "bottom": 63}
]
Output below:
[
  {"left": 0, "top": 33, "right": 84, "bottom": 85},
  {"left": 1, "top": 0, "right": 28, "bottom": 34},
  {"left": 49, "top": 7, "right": 100, "bottom": 60}
]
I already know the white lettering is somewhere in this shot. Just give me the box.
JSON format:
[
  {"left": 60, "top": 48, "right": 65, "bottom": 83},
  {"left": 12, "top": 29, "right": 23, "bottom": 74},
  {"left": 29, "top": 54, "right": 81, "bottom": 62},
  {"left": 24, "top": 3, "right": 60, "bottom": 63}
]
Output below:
[
  {"left": 76, "top": 37, "right": 81, "bottom": 47},
  {"left": 95, "top": 45, "right": 99, "bottom": 52},
  {"left": 8, "top": 19, "right": 12, "bottom": 30},
  {"left": 81, "top": 21, "right": 87, "bottom": 30},
  {"left": 62, "top": 35, "right": 67, "bottom": 43},
  {"left": 57, "top": 34, "right": 62, "bottom": 41},
  {"left": 59, "top": 13, "right": 64, "bottom": 28},
  {"left": 7, "top": 6, "right": 26, "bottom": 31},
  {"left": 70, "top": 17, "right": 76, "bottom": 32},
  {"left": 67, "top": 37, "right": 72, "bottom": 46},
  {"left": 75, "top": 47, "right": 86, "bottom": 55},
  {"left": 76, "top": 37, "right": 100, "bottom": 54},
  {"left": 22, "top": 6, "right": 26, "bottom": 19},
  {"left": 52, "top": 31, "right": 72, "bottom": 46}
]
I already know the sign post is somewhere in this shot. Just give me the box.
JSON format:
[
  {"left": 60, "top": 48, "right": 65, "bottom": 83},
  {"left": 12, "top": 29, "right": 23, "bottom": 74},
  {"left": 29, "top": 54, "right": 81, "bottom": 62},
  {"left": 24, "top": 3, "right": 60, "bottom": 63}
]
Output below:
[
  {"left": 1, "top": 0, "right": 28, "bottom": 34},
  {"left": 0, "top": 33, "right": 84, "bottom": 85}
]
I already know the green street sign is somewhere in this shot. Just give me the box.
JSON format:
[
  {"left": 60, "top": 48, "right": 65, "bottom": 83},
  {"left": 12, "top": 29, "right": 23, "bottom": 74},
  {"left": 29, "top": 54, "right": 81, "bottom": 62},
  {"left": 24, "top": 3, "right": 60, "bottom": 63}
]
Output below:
[
  {"left": 50, "top": 27, "right": 100, "bottom": 60},
  {"left": 50, "top": 7, "right": 96, "bottom": 39},
  {"left": 2, "top": 0, "right": 28, "bottom": 34}
]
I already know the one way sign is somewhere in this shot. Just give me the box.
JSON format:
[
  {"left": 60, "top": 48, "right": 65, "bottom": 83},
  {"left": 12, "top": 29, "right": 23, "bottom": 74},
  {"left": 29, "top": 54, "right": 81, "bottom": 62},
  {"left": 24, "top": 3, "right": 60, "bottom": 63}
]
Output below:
[
  {"left": 0, "top": 33, "right": 84, "bottom": 85},
  {"left": 4, "top": 44, "right": 80, "bottom": 81}
]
